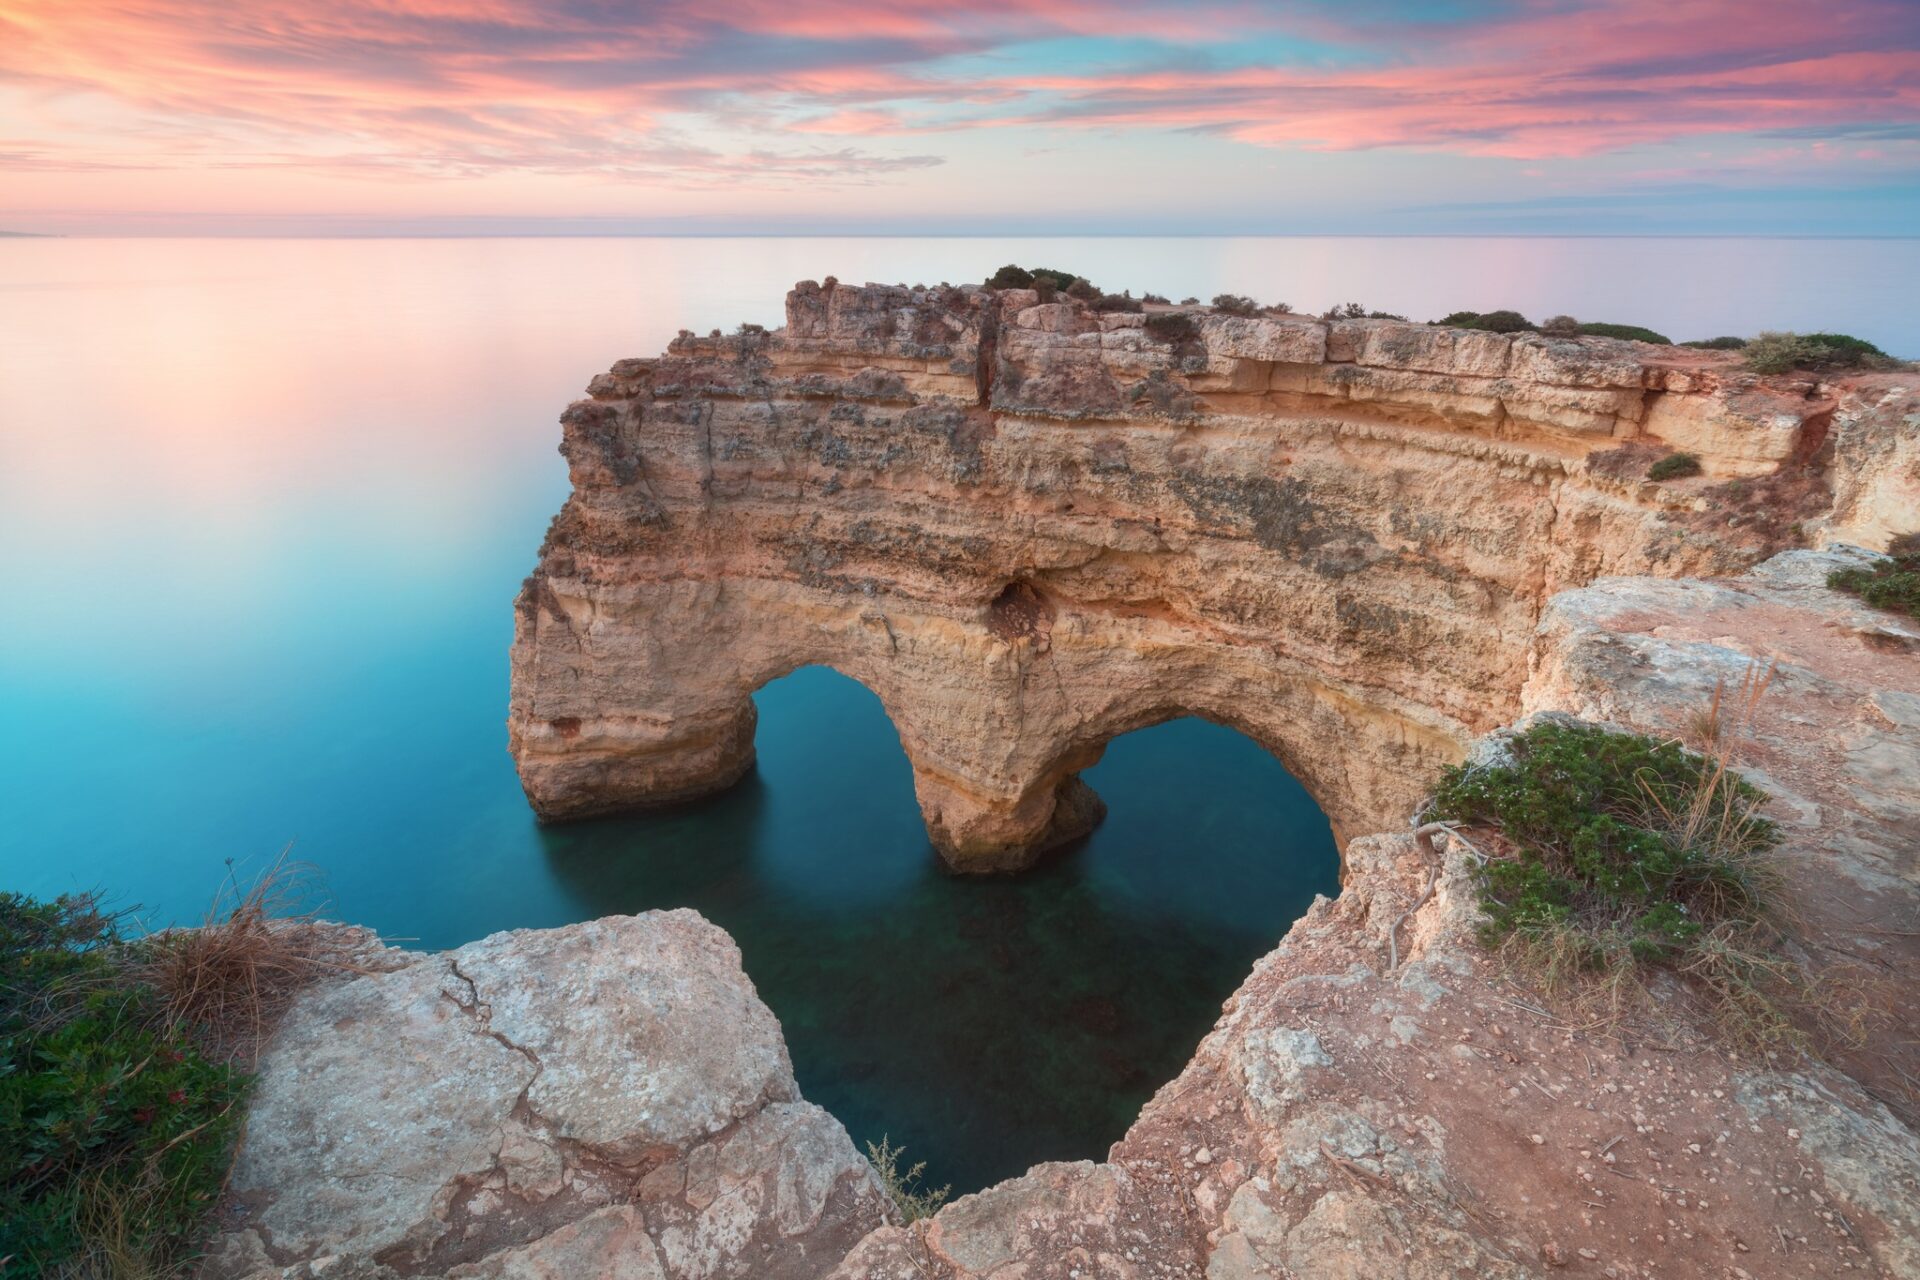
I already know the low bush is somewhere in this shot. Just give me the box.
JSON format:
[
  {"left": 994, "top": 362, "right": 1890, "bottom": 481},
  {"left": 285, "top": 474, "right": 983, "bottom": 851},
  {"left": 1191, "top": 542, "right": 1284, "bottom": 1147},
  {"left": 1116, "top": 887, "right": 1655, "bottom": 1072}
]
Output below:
[
  {"left": 1145, "top": 311, "right": 1194, "bottom": 340},
  {"left": 985, "top": 265, "right": 1087, "bottom": 293},
  {"left": 1743, "top": 330, "right": 1896, "bottom": 375},
  {"left": 1322, "top": 302, "right": 1407, "bottom": 321},
  {"left": 1141, "top": 293, "right": 1170, "bottom": 305},
  {"left": 1179, "top": 296, "right": 1199, "bottom": 306},
  {"left": 1, "top": 856, "right": 354, "bottom": 1275},
  {"left": 865, "top": 1136, "right": 949, "bottom": 1224},
  {"left": 1541, "top": 314, "right": 1580, "bottom": 335},
  {"left": 1090, "top": 291, "right": 1143, "bottom": 313},
  {"left": 1647, "top": 452, "right": 1702, "bottom": 481},
  {"left": 1683, "top": 336, "right": 1748, "bottom": 350},
  {"left": 1, "top": 895, "right": 245, "bottom": 1274},
  {"left": 1576, "top": 321, "right": 1672, "bottom": 345},
  {"left": 1430, "top": 708, "right": 1803, "bottom": 1042},
  {"left": 1827, "top": 533, "right": 1920, "bottom": 618},
  {"left": 1210, "top": 293, "right": 1261, "bottom": 317},
  {"left": 1437, "top": 309, "right": 1535, "bottom": 333}
]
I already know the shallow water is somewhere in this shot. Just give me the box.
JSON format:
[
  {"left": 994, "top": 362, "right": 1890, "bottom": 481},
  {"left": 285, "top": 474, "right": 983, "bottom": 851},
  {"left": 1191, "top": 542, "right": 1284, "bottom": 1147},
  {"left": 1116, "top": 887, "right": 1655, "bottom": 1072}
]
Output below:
[{"left": 2, "top": 236, "right": 1906, "bottom": 1191}]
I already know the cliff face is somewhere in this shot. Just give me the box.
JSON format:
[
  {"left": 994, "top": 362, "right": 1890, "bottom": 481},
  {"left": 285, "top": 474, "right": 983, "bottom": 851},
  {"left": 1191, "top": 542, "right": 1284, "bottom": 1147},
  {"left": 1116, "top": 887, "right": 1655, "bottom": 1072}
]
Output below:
[
  {"left": 509, "top": 282, "right": 1855, "bottom": 870},
  {"left": 218, "top": 562, "right": 1920, "bottom": 1280},
  {"left": 831, "top": 549, "right": 1920, "bottom": 1280}
]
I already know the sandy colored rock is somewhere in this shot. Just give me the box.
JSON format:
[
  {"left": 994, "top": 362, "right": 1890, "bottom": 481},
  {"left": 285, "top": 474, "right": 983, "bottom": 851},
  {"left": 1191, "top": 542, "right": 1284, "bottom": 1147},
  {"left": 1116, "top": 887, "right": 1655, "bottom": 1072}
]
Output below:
[
  {"left": 510, "top": 282, "right": 1890, "bottom": 871},
  {"left": 206, "top": 910, "right": 889, "bottom": 1280},
  {"left": 825, "top": 548, "right": 1920, "bottom": 1280}
]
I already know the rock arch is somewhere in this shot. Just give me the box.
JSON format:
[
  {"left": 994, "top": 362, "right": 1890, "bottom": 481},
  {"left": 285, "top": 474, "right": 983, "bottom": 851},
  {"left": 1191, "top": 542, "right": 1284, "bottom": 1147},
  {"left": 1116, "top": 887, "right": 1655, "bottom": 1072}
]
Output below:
[{"left": 510, "top": 279, "right": 1836, "bottom": 872}]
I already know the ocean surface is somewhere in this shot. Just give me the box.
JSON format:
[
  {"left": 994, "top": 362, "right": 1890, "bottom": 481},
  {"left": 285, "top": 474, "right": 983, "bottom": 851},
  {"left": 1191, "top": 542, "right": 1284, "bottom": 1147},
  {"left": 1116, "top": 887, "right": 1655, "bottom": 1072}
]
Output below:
[{"left": 2, "top": 236, "right": 1910, "bottom": 1192}]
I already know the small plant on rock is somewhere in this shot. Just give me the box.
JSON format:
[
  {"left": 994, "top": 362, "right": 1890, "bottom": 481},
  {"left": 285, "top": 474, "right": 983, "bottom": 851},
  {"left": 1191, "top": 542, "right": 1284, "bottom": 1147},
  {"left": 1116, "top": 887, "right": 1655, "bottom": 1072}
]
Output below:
[
  {"left": 1647, "top": 452, "right": 1703, "bottom": 481},
  {"left": 1, "top": 854, "right": 357, "bottom": 1275},
  {"left": 1210, "top": 293, "right": 1261, "bottom": 317},
  {"left": 1827, "top": 533, "right": 1920, "bottom": 619},
  {"left": 865, "top": 1135, "right": 950, "bottom": 1224},
  {"left": 1437, "top": 309, "right": 1536, "bottom": 334},
  {"left": 1430, "top": 696, "right": 1806, "bottom": 1044},
  {"left": 1576, "top": 321, "right": 1672, "bottom": 345},
  {"left": 1683, "top": 336, "right": 1748, "bottom": 350},
  {"left": 1541, "top": 314, "right": 1580, "bottom": 335},
  {"left": 2, "top": 894, "right": 246, "bottom": 1274},
  {"left": 1743, "top": 331, "right": 1897, "bottom": 375}
]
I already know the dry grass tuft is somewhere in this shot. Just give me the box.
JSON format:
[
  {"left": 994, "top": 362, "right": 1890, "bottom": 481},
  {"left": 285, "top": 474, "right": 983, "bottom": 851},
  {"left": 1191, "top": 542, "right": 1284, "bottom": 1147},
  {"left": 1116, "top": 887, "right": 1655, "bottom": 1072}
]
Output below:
[{"left": 136, "top": 850, "right": 364, "bottom": 1062}]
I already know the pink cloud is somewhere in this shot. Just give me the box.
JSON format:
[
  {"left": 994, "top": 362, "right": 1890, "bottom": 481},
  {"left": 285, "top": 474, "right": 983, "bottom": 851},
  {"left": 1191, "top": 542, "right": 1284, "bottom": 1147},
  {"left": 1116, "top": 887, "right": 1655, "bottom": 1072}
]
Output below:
[{"left": 0, "top": 0, "right": 1916, "bottom": 186}]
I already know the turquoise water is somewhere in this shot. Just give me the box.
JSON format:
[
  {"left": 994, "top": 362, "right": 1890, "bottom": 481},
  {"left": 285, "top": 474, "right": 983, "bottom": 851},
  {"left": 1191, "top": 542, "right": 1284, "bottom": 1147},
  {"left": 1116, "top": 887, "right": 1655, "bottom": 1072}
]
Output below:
[{"left": 4, "top": 236, "right": 1903, "bottom": 1191}]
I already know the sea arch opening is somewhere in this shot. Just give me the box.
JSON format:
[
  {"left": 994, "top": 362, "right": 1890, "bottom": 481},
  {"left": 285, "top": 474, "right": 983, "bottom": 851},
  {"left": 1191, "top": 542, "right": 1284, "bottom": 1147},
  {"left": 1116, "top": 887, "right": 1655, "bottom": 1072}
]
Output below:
[{"left": 701, "top": 663, "right": 1346, "bottom": 1198}]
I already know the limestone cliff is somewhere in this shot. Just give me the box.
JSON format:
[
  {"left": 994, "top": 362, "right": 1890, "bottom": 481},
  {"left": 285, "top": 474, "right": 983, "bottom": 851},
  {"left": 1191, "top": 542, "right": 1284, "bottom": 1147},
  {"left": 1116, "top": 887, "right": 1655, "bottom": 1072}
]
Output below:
[
  {"left": 831, "top": 548, "right": 1920, "bottom": 1280},
  {"left": 219, "top": 551, "right": 1920, "bottom": 1280},
  {"left": 507, "top": 281, "right": 1880, "bottom": 870}
]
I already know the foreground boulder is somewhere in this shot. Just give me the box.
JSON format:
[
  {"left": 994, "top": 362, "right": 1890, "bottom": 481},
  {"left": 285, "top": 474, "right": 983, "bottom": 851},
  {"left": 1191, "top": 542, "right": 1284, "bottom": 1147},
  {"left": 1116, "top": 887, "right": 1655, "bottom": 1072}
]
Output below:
[{"left": 203, "top": 910, "right": 890, "bottom": 1279}]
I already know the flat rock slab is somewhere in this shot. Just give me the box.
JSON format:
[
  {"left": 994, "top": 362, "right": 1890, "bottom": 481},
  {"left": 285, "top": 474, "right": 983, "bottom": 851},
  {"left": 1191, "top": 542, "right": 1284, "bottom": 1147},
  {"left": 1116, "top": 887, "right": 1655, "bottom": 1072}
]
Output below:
[{"left": 207, "top": 909, "right": 889, "bottom": 1280}]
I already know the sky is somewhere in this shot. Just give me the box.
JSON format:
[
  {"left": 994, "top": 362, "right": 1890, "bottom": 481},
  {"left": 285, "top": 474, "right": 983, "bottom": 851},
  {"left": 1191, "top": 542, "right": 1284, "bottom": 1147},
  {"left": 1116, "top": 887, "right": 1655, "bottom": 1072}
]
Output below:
[{"left": 2, "top": 0, "right": 1918, "bottom": 236}]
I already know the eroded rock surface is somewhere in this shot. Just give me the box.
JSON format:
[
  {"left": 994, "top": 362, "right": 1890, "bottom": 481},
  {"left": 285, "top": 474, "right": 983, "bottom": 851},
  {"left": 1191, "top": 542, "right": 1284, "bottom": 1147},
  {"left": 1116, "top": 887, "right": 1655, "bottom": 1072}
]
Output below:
[
  {"left": 508, "top": 281, "right": 1895, "bottom": 870},
  {"left": 823, "top": 549, "right": 1920, "bottom": 1280},
  {"left": 203, "top": 910, "right": 890, "bottom": 1280}
]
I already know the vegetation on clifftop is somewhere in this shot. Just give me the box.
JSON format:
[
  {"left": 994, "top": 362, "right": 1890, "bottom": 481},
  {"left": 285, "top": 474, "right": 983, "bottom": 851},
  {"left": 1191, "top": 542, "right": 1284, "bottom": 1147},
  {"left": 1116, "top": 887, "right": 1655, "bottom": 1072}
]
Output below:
[
  {"left": 1428, "top": 703, "right": 1816, "bottom": 1044},
  {"left": 1, "top": 894, "right": 245, "bottom": 1275},
  {"left": 1, "top": 859, "right": 352, "bottom": 1277},
  {"left": 978, "top": 270, "right": 1906, "bottom": 368},
  {"left": 864, "top": 1135, "right": 950, "bottom": 1224},
  {"left": 1827, "top": 533, "right": 1920, "bottom": 618},
  {"left": 1742, "top": 331, "right": 1898, "bottom": 375}
]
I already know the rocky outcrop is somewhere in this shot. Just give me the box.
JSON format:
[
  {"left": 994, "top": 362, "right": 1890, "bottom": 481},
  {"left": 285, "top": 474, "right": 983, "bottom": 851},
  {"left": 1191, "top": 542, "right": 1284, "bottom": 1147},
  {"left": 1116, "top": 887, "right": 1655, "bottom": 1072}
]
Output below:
[
  {"left": 222, "top": 545, "right": 1920, "bottom": 1278},
  {"left": 826, "top": 549, "right": 1920, "bottom": 1280},
  {"left": 508, "top": 281, "right": 1871, "bottom": 870},
  {"left": 202, "top": 911, "right": 891, "bottom": 1280}
]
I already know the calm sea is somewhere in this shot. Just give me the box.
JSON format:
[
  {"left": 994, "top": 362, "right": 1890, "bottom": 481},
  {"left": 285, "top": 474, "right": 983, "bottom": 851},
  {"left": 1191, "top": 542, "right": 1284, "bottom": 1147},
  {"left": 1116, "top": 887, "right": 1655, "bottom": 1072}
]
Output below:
[{"left": 2, "top": 237, "right": 1910, "bottom": 1191}]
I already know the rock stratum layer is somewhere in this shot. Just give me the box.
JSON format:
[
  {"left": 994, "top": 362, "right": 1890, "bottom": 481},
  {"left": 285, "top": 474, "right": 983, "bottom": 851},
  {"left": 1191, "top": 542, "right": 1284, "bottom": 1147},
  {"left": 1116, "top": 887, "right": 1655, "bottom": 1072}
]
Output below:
[
  {"left": 219, "top": 546, "right": 1920, "bottom": 1278},
  {"left": 507, "top": 281, "right": 1906, "bottom": 870},
  {"left": 220, "top": 286, "right": 1919, "bottom": 1277}
]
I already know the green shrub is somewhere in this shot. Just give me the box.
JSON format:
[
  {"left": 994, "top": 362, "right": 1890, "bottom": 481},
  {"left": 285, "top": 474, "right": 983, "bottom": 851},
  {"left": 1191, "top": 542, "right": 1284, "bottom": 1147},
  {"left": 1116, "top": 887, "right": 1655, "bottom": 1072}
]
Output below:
[
  {"left": 1541, "top": 314, "right": 1580, "bottom": 335},
  {"left": 1437, "top": 309, "right": 1535, "bottom": 333},
  {"left": 1432, "top": 719, "right": 1783, "bottom": 996},
  {"left": 1827, "top": 533, "right": 1920, "bottom": 618},
  {"left": 984, "top": 265, "right": 1088, "bottom": 294},
  {"left": 1145, "top": 312, "right": 1199, "bottom": 348},
  {"left": 1, "top": 894, "right": 246, "bottom": 1274},
  {"left": 865, "top": 1136, "right": 949, "bottom": 1224},
  {"left": 1743, "top": 330, "right": 1895, "bottom": 375},
  {"left": 1683, "top": 336, "right": 1748, "bottom": 350},
  {"left": 1090, "top": 291, "right": 1143, "bottom": 313},
  {"left": 1647, "top": 452, "right": 1703, "bottom": 481},
  {"left": 1210, "top": 293, "right": 1261, "bottom": 317},
  {"left": 1577, "top": 322, "right": 1672, "bottom": 345},
  {"left": 1141, "top": 293, "right": 1170, "bottom": 305},
  {"left": 1322, "top": 302, "right": 1407, "bottom": 321}
]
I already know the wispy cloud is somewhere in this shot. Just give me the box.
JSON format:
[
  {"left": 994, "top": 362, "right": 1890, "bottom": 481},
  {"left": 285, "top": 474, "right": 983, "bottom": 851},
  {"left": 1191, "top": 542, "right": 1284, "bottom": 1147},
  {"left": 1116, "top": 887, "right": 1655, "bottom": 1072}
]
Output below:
[{"left": 0, "top": 0, "right": 1916, "bottom": 222}]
